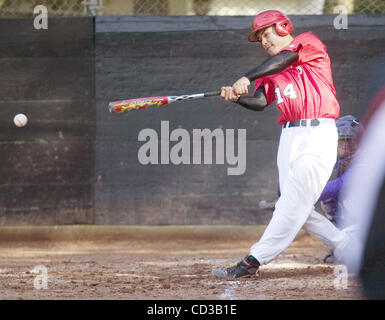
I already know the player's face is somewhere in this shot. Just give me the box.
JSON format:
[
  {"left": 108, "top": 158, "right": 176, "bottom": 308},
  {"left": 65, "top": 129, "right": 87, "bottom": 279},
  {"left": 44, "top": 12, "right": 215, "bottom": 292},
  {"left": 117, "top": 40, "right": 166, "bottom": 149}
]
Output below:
[{"left": 257, "top": 26, "right": 286, "bottom": 56}]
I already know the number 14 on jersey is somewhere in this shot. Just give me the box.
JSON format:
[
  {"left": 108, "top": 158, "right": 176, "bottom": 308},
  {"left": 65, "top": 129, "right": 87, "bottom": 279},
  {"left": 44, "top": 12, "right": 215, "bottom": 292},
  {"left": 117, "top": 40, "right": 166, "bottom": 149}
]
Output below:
[{"left": 275, "top": 83, "right": 297, "bottom": 104}]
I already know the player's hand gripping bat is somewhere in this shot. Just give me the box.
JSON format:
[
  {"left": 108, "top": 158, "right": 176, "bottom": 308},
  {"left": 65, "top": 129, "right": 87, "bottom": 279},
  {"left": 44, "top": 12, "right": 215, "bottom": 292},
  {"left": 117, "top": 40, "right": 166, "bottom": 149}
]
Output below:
[{"left": 108, "top": 90, "right": 221, "bottom": 113}]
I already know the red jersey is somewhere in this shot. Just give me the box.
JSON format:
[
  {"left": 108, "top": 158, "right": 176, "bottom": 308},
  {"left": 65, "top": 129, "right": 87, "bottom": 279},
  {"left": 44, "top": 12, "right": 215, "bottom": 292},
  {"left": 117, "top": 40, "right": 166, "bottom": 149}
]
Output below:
[{"left": 254, "top": 32, "right": 340, "bottom": 124}]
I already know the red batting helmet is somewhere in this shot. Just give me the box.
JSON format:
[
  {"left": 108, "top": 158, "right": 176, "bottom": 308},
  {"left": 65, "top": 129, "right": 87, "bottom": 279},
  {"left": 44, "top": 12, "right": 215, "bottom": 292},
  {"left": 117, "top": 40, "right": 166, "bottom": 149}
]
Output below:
[{"left": 248, "top": 10, "right": 294, "bottom": 42}]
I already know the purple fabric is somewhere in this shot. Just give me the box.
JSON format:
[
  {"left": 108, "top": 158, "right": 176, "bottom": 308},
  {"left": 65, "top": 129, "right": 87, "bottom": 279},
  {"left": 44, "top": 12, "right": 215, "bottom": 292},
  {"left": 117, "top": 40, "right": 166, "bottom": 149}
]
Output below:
[
  {"left": 319, "top": 172, "right": 346, "bottom": 202},
  {"left": 319, "top": 169, "right": 351, "bottom": 222}
]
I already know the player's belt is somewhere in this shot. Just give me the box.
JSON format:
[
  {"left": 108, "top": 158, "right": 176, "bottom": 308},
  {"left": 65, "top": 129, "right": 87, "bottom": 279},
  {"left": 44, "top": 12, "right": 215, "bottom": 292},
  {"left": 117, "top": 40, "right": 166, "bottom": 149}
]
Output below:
[{"left": 282, "top": 119, "right": 321, "bottom": 128}]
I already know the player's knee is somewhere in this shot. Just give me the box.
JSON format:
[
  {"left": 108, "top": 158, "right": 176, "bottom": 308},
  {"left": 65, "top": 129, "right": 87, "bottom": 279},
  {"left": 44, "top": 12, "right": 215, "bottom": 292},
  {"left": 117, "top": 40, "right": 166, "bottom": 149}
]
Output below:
[
  {"left": 292, "top": 156, "right": 328, "bottom": 196},
  {"left": 274, "top": 193, "right": 312, "bottom": 225}
]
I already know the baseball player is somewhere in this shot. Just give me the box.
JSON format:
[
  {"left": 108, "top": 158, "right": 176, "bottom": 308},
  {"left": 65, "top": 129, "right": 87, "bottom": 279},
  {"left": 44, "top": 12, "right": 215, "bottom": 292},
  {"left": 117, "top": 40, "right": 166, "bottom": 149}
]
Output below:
[
  {"left": 213, "top": 10, "right": 353, "bottom": 278},
  {"left": 318, "top": 115, "right": 361, "bottom": 263},
  {"left": 319, "top": 115, "right": 361, "bottom": 224}
]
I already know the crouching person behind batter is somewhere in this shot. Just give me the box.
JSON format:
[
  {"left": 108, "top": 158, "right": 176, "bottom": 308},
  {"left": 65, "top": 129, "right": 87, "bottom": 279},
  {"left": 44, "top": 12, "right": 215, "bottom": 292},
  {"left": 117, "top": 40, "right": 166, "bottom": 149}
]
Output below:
[{"left": 213, "top": 10, "right": 353, "bottom": 278}]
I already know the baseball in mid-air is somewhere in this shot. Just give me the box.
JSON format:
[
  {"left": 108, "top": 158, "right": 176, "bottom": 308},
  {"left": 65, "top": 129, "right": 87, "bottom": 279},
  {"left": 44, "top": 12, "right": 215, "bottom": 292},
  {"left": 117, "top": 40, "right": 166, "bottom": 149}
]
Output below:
[{"left": 13, "top": 113, "right": 28, "bottom": 127}]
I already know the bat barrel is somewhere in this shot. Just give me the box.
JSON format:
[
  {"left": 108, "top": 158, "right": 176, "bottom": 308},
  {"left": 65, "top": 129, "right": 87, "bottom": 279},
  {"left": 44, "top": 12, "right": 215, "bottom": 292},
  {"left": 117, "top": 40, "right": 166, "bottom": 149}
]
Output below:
[{"left": 108, "top": 90, "right": 221, "bottom": 113}]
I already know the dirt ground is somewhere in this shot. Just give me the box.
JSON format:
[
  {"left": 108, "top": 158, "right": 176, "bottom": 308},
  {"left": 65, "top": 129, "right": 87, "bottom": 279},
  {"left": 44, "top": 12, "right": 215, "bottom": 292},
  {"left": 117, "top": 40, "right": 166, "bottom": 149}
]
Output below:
[{"left": 0, "top": 226, "right": 365, "bottom": 300}]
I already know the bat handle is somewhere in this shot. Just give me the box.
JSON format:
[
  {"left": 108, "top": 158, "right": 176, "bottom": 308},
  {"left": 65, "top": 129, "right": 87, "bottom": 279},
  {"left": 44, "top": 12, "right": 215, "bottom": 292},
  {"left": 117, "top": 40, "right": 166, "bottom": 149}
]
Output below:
[{"left": 204, "top": 90, "right": 221, "bottom": 97}]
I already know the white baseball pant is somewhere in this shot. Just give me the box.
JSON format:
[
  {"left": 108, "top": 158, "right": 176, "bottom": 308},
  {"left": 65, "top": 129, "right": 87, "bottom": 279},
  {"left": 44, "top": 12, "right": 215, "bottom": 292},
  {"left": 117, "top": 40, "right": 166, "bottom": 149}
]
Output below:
[{"left": 250, "top": 118, "right": 350, "bottom": 264}]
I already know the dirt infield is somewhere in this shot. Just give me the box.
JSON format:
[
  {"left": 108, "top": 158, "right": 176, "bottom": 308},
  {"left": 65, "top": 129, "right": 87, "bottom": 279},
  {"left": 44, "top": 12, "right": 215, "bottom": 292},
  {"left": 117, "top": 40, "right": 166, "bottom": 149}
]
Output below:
[{"left": 0, "top": 226, "right": 364, "bottom": 300}]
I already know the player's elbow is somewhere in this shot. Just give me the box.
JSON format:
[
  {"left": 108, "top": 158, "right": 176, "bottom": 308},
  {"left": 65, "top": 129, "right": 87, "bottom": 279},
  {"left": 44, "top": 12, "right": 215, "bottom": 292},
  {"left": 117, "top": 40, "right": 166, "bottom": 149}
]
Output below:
[{"left": 236, "top": 96, "right": 267, "bottom": 111}]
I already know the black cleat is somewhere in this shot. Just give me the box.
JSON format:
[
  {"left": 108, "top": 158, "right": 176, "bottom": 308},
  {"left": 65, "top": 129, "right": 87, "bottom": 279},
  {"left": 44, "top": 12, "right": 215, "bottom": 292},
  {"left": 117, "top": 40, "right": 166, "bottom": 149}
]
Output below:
[
  {"left": 323, "top": 251, "right": 339, "bottom": 264},
  {"left": 323, "top": 253, "right": 334, "bottom": 263},
  {"left": 212, "top": 255, "right": 260, "bottom": 279}
]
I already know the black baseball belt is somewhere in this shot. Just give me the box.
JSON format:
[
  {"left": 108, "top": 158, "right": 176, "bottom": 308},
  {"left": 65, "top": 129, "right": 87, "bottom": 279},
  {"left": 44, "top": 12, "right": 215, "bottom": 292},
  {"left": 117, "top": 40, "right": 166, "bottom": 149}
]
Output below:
[{"left": 282, "top": 119, "right": 321, "bottom": 128}]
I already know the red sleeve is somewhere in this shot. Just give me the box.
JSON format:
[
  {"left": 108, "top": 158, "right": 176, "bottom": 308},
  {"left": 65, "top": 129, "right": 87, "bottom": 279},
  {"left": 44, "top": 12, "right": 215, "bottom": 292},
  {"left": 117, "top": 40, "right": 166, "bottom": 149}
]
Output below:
[
  {"left": 254, "top": 78, "right": 275, "bottom": 106},
  {"left": 281, "top": 32, "right": 327, "bottom": 64}
]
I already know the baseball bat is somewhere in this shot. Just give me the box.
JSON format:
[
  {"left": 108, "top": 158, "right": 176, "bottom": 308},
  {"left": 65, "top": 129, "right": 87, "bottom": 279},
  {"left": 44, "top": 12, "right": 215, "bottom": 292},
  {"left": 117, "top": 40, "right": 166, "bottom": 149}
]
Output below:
[{"left": 108, "top": 90, "right": 221, "bottom": 114}]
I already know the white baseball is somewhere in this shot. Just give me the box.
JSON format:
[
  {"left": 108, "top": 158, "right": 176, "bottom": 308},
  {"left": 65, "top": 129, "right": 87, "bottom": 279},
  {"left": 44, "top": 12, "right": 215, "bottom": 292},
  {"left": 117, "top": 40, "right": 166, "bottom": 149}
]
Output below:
[{"left": 13, "top": 113, "right": 28, "bottom": 127}]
